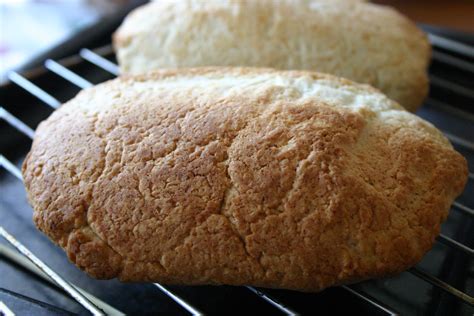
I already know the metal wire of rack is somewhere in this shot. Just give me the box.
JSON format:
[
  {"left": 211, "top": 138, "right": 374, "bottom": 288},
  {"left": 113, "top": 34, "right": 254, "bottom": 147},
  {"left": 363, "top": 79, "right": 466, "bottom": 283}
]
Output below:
[{"left": 0, "top": 32, "right": 473, "bottom": 315}]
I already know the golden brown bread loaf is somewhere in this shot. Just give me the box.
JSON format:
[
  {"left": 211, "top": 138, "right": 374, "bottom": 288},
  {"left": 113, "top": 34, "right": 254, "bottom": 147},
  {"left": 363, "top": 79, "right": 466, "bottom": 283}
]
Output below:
[
  {"left": 113, "top": 0, "right": 431, "bottom": 112},
  {"left": 23, "top": 68, "right": 467, "bottom": 292}
]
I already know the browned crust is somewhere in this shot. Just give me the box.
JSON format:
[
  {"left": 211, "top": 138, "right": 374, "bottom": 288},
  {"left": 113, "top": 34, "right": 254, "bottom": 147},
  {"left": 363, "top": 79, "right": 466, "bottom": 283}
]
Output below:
[{"left": 22, "top": 67, "right": 467, "bottom": 291}]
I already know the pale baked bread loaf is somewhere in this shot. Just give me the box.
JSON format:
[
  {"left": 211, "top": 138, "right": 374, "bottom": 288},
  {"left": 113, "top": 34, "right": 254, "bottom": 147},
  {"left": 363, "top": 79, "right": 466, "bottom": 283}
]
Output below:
[
  {"left": 23, "top": 68, "right": 466, "bottom": 292},
  {"left": 113, "top": 0, "right": 431, "bottom": 112}
]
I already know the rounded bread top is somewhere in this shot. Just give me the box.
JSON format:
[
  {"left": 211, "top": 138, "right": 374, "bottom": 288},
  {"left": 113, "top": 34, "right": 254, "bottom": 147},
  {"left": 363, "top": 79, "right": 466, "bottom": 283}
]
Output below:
[
  {"left": 23, "top": 68, "right": 466, "bottom": 291},
  {"left": 114, "top": 0, "right": 431, "bottom": 111}
]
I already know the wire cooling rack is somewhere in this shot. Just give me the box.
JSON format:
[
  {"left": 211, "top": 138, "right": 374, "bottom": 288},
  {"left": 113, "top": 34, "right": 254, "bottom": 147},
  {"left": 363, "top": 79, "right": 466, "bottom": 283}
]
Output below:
[{"left": 0, "top": 32, "right": 473, "bottom": 315}]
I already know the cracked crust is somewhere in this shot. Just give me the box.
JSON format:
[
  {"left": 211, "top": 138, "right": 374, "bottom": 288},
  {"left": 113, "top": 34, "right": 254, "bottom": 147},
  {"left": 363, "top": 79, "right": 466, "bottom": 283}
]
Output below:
[
  {"left": 113, "top": 0, "right": 431, "bottom": 111},
  {"left": 23, "top": 68, "right": 467, "bottom": 291}
]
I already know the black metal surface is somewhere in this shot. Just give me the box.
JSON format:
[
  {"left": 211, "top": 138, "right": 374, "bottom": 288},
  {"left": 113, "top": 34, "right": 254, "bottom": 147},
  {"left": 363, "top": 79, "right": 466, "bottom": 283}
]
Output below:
[
  {"left": 0, "top": 288, "right": 75, "bottom": 316},
  {"left": 0, "top": 17, "right": 473, "bottom": 316}
]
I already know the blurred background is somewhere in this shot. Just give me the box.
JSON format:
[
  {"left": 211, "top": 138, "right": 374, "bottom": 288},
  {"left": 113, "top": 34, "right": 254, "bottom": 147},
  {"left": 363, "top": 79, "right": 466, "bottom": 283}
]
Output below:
[
  {"left": 0, "top": 0, "right": 473, "bottom": 81},
  {"left": 373, "top": 0, "right": 474, "bottom": 33},
  {"left": 0, "top": 0, "right": 143, "bottom": 81}
]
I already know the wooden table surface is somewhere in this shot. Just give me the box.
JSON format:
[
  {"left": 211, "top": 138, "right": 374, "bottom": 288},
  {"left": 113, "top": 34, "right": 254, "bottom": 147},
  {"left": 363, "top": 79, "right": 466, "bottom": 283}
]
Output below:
[{"left": 373, "top": 0, "right": 474, "bottom": 33}]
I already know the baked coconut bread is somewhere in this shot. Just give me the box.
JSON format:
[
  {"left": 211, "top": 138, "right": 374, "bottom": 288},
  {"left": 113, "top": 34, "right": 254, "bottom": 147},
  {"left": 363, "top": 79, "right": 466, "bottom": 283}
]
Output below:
[
  {"left": 113, "top": 0, "right": 431, "bottom": 112},
  {"left": 23, "top": 68, "right": 467, "bottom": 292}
]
